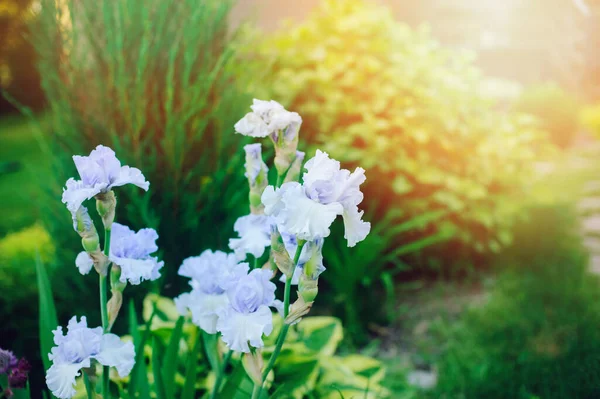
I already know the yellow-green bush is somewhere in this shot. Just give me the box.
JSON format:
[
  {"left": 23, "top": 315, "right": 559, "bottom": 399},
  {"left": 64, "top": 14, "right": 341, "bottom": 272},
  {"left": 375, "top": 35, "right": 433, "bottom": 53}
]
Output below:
[
  {"left": 0, "top": 224, "right": 55, "bottom": 297},
  {"left": 513, "top": 83, "right": 581, "bottom": 148},
  {"left": 581, "top": 103, "right": 600, "bottom": 138},
  {"left": 258, "top": 0, "right": 549, "bottom": 260}
]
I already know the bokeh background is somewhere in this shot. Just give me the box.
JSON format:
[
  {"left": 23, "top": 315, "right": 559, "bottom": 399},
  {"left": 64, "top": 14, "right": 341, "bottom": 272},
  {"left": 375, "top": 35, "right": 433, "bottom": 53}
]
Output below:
[{"left": 3, "top": 0, "right": 600, "bottom": 397}]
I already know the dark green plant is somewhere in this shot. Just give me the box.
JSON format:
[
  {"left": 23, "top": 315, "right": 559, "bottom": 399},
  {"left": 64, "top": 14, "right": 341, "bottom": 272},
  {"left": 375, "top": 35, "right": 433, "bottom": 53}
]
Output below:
[
  {"left": 29, "top": 0, "right": 258, "bottom": 296},
  {"left": 322, "top": 206, "right": 454, "bottom": 344},
  {"left": 431, "top": 204, "right": 600, "bottom": 399}
]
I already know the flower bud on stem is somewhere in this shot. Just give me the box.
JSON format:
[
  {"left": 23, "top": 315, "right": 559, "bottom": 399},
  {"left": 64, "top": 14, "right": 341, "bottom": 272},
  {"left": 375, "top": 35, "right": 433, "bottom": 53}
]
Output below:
[
  {"left": 107, "top": 266, "right": 127, "bottom": 330},
  {"left": 96, "top": 191, "right": 116, "bottom": 230}
]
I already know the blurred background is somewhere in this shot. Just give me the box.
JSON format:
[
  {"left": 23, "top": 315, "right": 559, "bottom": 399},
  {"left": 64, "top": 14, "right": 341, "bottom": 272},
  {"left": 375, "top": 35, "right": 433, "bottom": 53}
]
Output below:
[{"left": 2, "top": 0, "right": 600, "bottom": 397}]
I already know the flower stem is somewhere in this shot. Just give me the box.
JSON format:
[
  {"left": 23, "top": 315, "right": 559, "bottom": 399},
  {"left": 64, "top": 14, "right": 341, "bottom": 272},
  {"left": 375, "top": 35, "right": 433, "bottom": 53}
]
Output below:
[
  {"left": 83, "top": 373, "right": 94, "bottom": 399},
  {"left": 100, "top": 227, "right": 112, "bottom": 399},
  {"left": 252, "top": 241, "right": 305, "bottom": 398},
  {"left": 210, "top": 349, "right": 233, "bottom": 399}
]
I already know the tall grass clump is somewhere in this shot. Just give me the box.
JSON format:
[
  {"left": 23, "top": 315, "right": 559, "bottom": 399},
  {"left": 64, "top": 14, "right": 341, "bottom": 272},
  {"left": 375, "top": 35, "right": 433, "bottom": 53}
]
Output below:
[{"left": 30, "top": 0, "right": 257, "bottom": 295}]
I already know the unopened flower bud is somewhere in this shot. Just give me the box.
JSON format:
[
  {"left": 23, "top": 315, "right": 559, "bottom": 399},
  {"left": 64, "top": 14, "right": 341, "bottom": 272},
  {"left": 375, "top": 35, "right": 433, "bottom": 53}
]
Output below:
[
  {"left": 107, "top": 265, "right": 127, "bottom": 329},
  {"left": 298, "top": 274, "right": 319, "bottom": 303},
  {"left": 283, "top": 151, "right": 305, "bottom": 183},
  {"left": 273, "top": 116, "right": 301, "bottom": 176},
  {"left": 270, "top": 226, "right": 295, "bottom": 276},
  {"left": 244, "top": 144, "right": 269, "bottom": 214},
  {"left": 242, "top": 350, "right": 264, "bottom": 384},
  {"left": 107, "top": 291, "right": 123, "bottom": 331},
  {"left": 96, "top": 190, "right": 116, "bottom": 229},
  {"left": 303, "top": 238, "right": 324, "bottom": 279},
  {"left": 72, "top": 207, "right": 100, "bottom": 251},
  {"left": 285, "top": 295, "right": 313, "bottom": 325}
]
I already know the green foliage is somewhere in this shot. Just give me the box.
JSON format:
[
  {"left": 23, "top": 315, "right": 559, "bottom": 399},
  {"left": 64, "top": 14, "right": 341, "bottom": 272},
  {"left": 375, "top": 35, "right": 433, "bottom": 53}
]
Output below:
[
  {"left": 112, "top": 295, "right": 389, "bottom": 399},
  {"left": 258, "top": 0, "right": 549, "bottom": 267},
  {"left": 268, "top": 316, "right": 389, "bottom": 398},
  {"left": 431, "top": 204, "right": 600, "bottom": 398},
  {"left": 322, "top": 208, "right": 452, "bottom": 343},
  {"left": 0, "top": 224, "right": 55, "bottom": 395},
  {"left": 30, "top": 0, "right": 257, "bottom": 296},
  {"left": 513, "top": 83, "right": 581, "bottom": 148}
]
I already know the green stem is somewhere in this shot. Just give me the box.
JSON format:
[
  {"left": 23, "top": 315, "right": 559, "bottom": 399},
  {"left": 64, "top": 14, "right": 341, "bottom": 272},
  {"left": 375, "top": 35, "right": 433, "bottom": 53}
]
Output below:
[
  {"left": 252, "top": 241, "right": 305, "bottom": 397},
  {"left": 83, "top": 373, "right": 94, "bottom": 399},
  {"left": 100, "top": 227, "right": 112, "bottom": 399},
  {"left": 210, "top": 350, "right": 233, "bottom": 399}
]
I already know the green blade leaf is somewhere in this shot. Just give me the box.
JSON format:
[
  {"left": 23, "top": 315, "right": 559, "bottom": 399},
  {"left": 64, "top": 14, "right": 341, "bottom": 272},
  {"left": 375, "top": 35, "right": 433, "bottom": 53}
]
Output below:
[
  {"left": 152, "top": 336, "right": 166, "bottom": 399},
  {"left": 162, "top": 316, "right": 184, "bottom": 397},
  {"left": 181, "top": 328, "right": 203, "bottom": 399},
  {"left": 36, "top": 254, "right": 58, "bottom": 373},
  {"left": 202, "top": 330, "right": 220, "bottom": 373},
  {"left": 129, "top": 300, "right": 153, "bottom": 398}
]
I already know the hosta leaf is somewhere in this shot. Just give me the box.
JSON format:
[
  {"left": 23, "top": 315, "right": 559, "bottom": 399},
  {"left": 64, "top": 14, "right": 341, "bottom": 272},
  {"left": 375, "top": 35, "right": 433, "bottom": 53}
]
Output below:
[
  {"left": 143, "top": 293, "right": 179, "bottom": 330},
  {"left": 273, "top": 352, "right": 320, "bottom": 399},
  {"left": 297, "top": 317, "right": 343, "bottom": 356}
]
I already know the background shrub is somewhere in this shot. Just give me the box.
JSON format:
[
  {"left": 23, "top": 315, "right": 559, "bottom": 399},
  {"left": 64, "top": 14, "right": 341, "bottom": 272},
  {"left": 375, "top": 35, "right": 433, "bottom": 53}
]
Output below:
[
  {"left": 257, "top": 0, "right": 549, "bottom": 267},
  {"left": 252, "top": 0, "right": 552, "bottom": 340},
  {"left": 513, "top": 83, "right": 581, "bottom": 148},
  {"left": 431, "top": 202, "right": 600, "bottom": 399}
]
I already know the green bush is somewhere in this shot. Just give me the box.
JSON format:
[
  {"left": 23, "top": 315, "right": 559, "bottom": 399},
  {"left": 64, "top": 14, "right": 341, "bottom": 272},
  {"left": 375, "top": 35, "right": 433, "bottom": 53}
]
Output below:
[
  {"left": 432, "top": 204, "right": 600, "bottom": 399},
  {"left": 30, "top": 0, "right": 257, "bottom": 295},
  {"left": 258, "top": 0, "right": 549, "bottom": 269},
  {"left": 513, "top": 83, "right": 581, "bottom": 148}
]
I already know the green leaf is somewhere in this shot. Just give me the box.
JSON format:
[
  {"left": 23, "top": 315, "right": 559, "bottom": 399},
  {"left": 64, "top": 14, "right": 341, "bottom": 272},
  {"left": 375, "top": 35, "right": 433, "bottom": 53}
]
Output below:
[
  {"left": 143, "top": 293, "right": 179, "bottom": 330},
  {"left": 298, "top": 317, "right": 343, "bottom": 356},
  {"left": 162, "top": 316, "right": 184, "bottom": 397},
  {"left": 181, "top": 329, "right": 202, "bottom": 399},
  {"left": 128, "top": 300, "right": 152, "bottom": 398},
  {"left": 202, "top": 331, "right": 221, "bottom": 373},
  {"left": 273, "top": 352, "right": 320, "bottom": 399},
  {"left": 385, "top": 230, "right": 453, "bottom": 260},
  {"left": 36, "top": 254, "right": 58, "bottom": 373},
  {"left": 219, "top": 362, "right": 259, "bottom": 399},
  {"left": 152, "top": 336, "right": 166, "bottom": 399}
]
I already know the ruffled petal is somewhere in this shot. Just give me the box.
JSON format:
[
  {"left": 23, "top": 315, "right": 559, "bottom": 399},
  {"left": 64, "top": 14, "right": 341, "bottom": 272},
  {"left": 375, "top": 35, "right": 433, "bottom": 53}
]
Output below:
[
  {"left": 229, "top": 214, "right": 273, "bottom": 260},
  {"left": 217, "top": 305, "right": 273, "bottom": 353},
  {"left": 187, "top": 292, "right": 230, "bottom": 334},
  {"left": 111, "top": 256, "right": 163, "bottom": 285},
  {"left": 94, "top": 334, "right": 135, "bottom": 377},
  {"left": 110, "top": 165, "right": 149, "bottom": 191},
  {"left": 250, "top": 99, "right": 285, "bottom": 117},
  {"left": 234, "top": 112, "right": 270, "bottom": 137},
  {"left": 261, "top": 185, "right": 286, "bottom": 217},
  {"left": 73, "top": 155, "right": 107, "bottom": 187},
  {"left": 87, "top": 145, "right": 122, "bottom": 182},
  {"left": 75, "top": 252, "right": 94, "bottom": 275},
  {"left": 46, "top": 360, "right": 88, "bottom": 399},
  {"left": 342, "top": 205, "right": 371, "bottom": 247},
  {"left": 61, "top": 178, "right": 106, "bottom": 212},
  {"left": 279, "top": 183, "right": 343, "bottom": 241},
  {"left": 302, "top": 150, "right": 341, "bottom": 189},
  {"left": 174, "top": 292, "right": 191, "bottom": 316}
]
